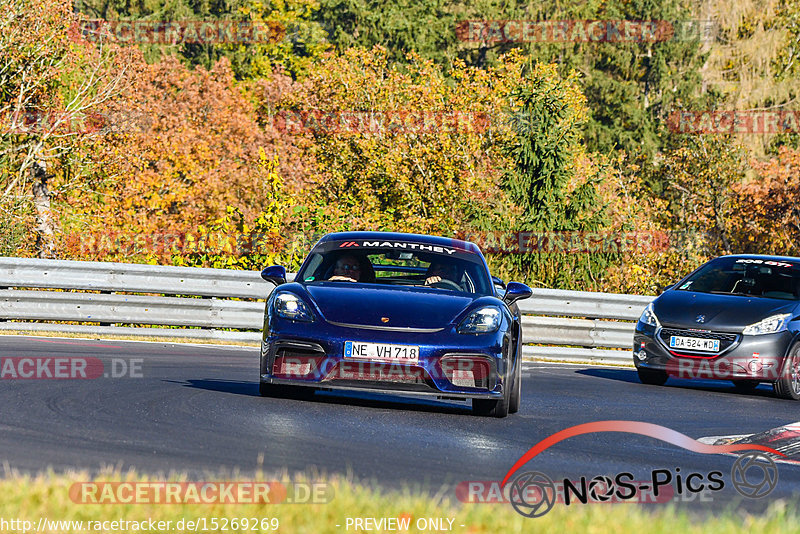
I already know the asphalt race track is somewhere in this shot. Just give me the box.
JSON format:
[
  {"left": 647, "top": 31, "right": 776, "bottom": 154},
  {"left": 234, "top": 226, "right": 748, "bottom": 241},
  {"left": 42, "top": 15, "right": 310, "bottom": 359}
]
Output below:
[{"left": 1, "top": 335, "right": 798, "bottom": 513}]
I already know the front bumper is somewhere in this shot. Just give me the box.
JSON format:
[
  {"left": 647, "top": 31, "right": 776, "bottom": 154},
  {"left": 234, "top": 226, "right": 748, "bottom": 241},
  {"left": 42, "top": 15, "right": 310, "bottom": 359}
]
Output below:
[
  {"left": 633, "top": 323, "right": 794, "bottom": 382},
  {"left": 260, "top": 319, "right": 509, "bottom": 400}
]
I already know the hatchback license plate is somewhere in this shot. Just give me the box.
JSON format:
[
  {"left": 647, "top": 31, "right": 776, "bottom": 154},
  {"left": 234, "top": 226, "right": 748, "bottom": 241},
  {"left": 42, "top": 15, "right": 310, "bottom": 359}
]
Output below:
[{"left": 669, "top": 336, "right": 720, "bottom": 352}]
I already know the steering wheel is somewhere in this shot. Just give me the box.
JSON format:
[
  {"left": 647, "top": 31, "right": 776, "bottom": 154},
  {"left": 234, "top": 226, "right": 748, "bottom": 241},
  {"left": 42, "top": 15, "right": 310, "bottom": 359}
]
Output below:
[{"left": 429, "top": 279, "right": 462, "bottom": 291}]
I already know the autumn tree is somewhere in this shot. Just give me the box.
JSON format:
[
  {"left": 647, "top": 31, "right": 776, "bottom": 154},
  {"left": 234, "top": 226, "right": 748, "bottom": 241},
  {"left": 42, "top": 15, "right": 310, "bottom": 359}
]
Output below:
[
  {"left": 655, "top": 135, "right": 747, "bottom": 259},
  {"left": 501, "top": 63, "right": 610, "bottom": 289},
  {"left": 62, "top": 54, "right": 297, "bottom": 264},
  {"left": 74, "top": 0, "right": 330, "bottom": 79},
  {"left": 730, "top": 146, "right": 800, "bottom": 255},
  {"left": 0, "top": 0, "right": 132, "bottom": 257},
  {"left": 278, "top": 46, "right": 522, "bottom": 237}
]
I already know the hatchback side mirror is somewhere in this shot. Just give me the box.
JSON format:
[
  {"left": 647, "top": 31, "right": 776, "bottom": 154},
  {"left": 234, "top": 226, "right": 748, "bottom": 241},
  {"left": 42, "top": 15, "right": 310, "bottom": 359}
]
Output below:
[
  {"left": 261, "top": 265, "right": 287, "bottom": 286},
  {"left": 504, "top": 282, "right": 532, "bottom": 305},
  {"left": 659, "top": 283, "right": 676, "bottom": 295}
]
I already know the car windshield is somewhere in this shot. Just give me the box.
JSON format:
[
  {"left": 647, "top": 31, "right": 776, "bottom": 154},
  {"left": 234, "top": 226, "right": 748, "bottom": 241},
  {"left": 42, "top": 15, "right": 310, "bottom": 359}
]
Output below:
[
  {"left": 296, "top": 242, "right": 492, "bottom": 295},
  {"left": 675, "top": 257, "right": 800, "bottom": 300}
]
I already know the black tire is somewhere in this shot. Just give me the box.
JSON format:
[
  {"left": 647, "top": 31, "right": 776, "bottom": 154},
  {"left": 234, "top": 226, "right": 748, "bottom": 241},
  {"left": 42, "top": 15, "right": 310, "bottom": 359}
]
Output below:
[
  {"left": 472, "top": 397, "right": 509, "bottom": 417},
  {"left": 259, "top": 381, "right": 315, "bottom": 399},
  {"left": 637, "top": 367, "right": 668, "bottom": 386},
  {"left": 259, "top": 381, "right": 284, "bottom": 397},
  {"left": 774, "top": 344, "right": 800, "bottom": 400},
  {"left": 732, "top": 379, "right": 760, "bottom": 392},
  {"left": 509, "top": 356, "right": 522, "bottom": 414},
  {"left": 473, "top": 364, "right": 512, "bottom": 418}
]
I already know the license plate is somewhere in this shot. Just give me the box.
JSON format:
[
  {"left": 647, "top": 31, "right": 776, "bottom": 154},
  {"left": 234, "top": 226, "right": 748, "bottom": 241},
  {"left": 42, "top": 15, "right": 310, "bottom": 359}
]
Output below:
[
  {"left": 669, "top": 336, "right": 720, "bottom": 352},
  {"left": 344, "top": 341, "right": 420, "bottom": 363}
]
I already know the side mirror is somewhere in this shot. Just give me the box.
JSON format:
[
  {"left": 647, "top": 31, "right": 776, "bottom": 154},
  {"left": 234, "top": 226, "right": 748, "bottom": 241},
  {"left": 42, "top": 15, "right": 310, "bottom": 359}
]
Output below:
[
  {"left": 261, "top": 265, "right": 287, "bottom": 286},
  {"left": 658, "top": 283, "right": 676, "bottom": 295},
  {"left": 492, "top": 276, "right": 507, "bottom": 296},
  {"left": 504, "top": 282, "right": 532, "bottom": 306}
]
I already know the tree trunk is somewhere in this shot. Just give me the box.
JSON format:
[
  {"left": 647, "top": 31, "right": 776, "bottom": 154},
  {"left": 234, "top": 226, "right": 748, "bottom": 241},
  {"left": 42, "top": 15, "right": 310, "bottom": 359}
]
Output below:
[{"left": 31, "top": 159, "right": 55, "bottom": 259}]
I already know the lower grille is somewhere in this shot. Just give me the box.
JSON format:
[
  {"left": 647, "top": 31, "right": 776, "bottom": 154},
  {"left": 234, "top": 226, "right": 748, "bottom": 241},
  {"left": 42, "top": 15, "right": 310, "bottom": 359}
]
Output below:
[
  {"left": 439, "top": 355, "right": 494, "bottom": 391},
  {"left": 325, "top": 361, "right": 431, "bottom": 386},
  {"left": 271, "top": 342, "right": 327, "bottom": 379}
]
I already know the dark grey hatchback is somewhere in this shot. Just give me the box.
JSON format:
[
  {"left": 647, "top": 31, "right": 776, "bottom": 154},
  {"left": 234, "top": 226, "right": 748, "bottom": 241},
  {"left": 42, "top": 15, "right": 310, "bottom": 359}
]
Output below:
[{"left": 634, "top": 255, "right": 800, "bottom": 399}]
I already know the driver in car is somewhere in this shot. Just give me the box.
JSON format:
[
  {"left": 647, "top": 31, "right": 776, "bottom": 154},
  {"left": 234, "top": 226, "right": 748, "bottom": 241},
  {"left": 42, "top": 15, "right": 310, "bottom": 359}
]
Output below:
[
  {"left": 329, "top": 254, "right": 362, "bottom": 282},
  {"left": 425, "top": 261, "right": 461, "bottom": 287}
]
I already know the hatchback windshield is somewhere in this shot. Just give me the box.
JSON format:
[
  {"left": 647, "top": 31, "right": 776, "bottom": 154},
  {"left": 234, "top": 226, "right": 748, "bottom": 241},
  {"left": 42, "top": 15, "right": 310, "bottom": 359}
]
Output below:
[{"left": 675, "top": 257, "right": 800, "bottom": 300}]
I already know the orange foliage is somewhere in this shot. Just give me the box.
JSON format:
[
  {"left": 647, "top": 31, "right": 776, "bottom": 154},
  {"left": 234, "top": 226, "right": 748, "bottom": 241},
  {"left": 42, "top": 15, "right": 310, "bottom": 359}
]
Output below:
[
  {"left": 732, "top": 146, "right": 800, "bottom": 255},
  {"left": 62, "top": 55, "right": 305, "bottom": 262}
]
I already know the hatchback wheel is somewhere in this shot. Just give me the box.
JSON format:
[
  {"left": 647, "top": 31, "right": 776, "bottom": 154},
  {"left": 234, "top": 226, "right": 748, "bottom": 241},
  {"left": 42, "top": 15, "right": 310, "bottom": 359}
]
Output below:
[
  {"left": 637, "top": 367, "right": 668, "bottom": 386},
  {"left": 774, "top": 345, "right": 800, "bottom": 400}
]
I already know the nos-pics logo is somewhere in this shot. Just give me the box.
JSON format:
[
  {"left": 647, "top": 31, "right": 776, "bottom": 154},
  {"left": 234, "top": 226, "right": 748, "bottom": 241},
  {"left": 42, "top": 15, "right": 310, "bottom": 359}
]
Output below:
[{"left": 503, "top": 421, "right": 782, "bottom": 518}]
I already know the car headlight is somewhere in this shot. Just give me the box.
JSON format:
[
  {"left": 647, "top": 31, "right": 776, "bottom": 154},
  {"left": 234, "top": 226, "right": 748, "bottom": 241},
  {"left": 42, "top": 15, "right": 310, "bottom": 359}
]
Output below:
[
  {"left": 458, "top": 306, "right": 501, "bottom": 334},
  {"left": 742, "top": 313, "right": 791, "bottom": 335},
  {"left": 638, "top": 303, "right": 660, "bottom": 328},
  {"left": 273, "top": 293, "right": 314, "bottom": 322}
]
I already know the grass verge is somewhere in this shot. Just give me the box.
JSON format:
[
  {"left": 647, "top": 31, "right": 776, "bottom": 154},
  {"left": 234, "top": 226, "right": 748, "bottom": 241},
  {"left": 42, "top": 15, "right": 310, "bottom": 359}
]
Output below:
[{"left": 0, "top": 471, "right": 797, "bottom": 533}]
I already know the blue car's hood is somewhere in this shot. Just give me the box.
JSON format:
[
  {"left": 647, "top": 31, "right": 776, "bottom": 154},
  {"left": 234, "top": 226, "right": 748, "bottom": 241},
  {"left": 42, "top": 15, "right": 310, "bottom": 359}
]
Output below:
[
  {"left": 302, "top": 283, "right": 477, "bottom": 329},
  {"left": 654, "top": 290, "right": 799, "bottom": 331}
]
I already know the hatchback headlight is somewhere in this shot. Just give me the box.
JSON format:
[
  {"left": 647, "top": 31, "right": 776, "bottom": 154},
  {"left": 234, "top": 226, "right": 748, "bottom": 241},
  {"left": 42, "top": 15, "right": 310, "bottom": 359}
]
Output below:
[
  {"left": 638, "top": 303, "right": 660, "bottom": 328},
  {"left": 458, "top": 306, "right": 501, "bottom": 334},
  {"left": 742, "top": 313, "right": 791, "bottom": 335},
  {"left": 273, "top": 293, "right": 314, "bottom": 322}
]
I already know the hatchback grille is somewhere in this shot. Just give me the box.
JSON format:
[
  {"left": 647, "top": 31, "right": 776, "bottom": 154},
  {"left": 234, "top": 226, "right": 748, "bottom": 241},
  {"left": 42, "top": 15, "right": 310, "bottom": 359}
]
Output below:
[{"left": 659, "top": 328, "right": 739, "bottom": 354}]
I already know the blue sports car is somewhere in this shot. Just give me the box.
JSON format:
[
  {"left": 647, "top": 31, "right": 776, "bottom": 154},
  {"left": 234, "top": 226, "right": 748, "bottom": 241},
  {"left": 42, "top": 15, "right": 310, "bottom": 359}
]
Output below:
[{"left": 258, "top": 231, "right": 532, "bottom": 417}]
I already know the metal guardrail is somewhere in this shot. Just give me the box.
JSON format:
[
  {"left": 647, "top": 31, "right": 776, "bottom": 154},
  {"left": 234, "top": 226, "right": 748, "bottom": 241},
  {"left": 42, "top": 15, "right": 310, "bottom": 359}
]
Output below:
[
  {"left": 0, "top": 257, "right": 270, "bottom": 298},
  {"left": 518, "top": 288, "right": 653, "bottom": 321},
  {"left": 518, "top": 290, "right": 655, "bottom": 363},
  {"left": 0, "top": 322, "right": 262, "bottom": 343},
  {"left": 0, "top": 258, "right": 652, "bottom": 365},
  {"left": 521, "top": 316, "right": 634, "bottom": 349},
  {"left": 0, "top": 290, "right": 264, "bottom": 329}
]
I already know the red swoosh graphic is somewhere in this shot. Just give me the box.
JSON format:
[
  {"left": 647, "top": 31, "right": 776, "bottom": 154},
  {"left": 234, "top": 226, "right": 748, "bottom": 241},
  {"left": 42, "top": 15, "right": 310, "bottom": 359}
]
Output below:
[{"left": 501, "top": 420, "right": 785, "bottom": 487}]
